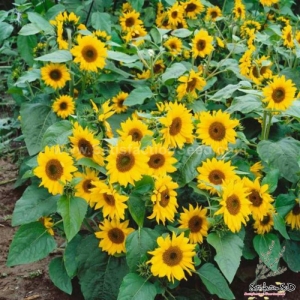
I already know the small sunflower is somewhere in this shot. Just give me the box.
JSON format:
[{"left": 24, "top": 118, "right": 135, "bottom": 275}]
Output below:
[
  {"left": 215, "top": 180, "right": 251, "bottom": 233},
  {"left": 178, "top": 204, "right": 208, "bottom": 243},
  {"left": 197, "top": 158, "right": 238, "bottom": 195},
  {"left": 119, "top": 10, "right": 143, "bottom": 32},
  {"left": 40, "top": 63, "right": 71, "bottom": 89},
  {"left": 52, "top": 95, "right": 75, "bottom": 119},
  {"left": 285, "top": 200, "right": 300, "bottom": 230},
  {"left": 197, "top": 110, "right": 239, "bottom": 155},
  {"left": 167, "top": 2, "right": 184, "bottom": 28},
  {"left": 147, "top": 232, "right": 196, "bottom": 283},
  {"left": 148, "top": 176, "right": 179, "bottom": 225},
  {"left": 164, "top": 37, "right": 183, "bottom": 56},
  {"left": 95, "top": 218, "right": 134, "bottom": 255},
  {"left": 112, "top": 91, "right": 129, "bottom": 114},
  {"left": 34, "top": 145, "right": 77, "bottom": 195},
  {"left": 250, "top": 161, "right": 263, "bottom": 178},
  {"left": 183, "top": 0, "right": 204, "bottom": 19},
  {"left": 282, "top": 25, "right": 294, "bottom": 48},
  {"left": 106, "top": 137, "right": 149, "bottom": 187},
  {"left": 233, "top": 0, "right": 246, "bottom": 20},
  {"left": 262, "top": 75, "right": 296, "bottom": 111},
  {"left": 70, "top": 35, "right": 107, "bottom": 72},
  {"left": 253, "top": 211, "right": 274, "bottom": 234},
  {"left": 205, "top": 6, "right": 222, "bottom": 22},
  {"left": 240, "top": 20, "right": 261, "bottom": 38},
  {"left": 39, "top": 217, "right": 54, "bottom": 236},
  {"left": 153, "top": 59, "right": 165, "bottom": 75},
  {"left": 260, "top": 0, "right": 279, "bottom": 7},
  {"left": 192, "top": 29, "right": 214, "bottom": 58}
]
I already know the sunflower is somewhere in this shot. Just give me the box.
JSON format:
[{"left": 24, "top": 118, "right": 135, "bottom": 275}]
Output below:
[
  {"left": 243, "top": 177, "right": 274, "bottom": 220},
  {"left": 216, "top": 37, "right": 225, "bottom": 48},
  {"left": 192, "top": 29, "right": 214, "bottom": 58},
  {"left": 250, "top": 161, "right": 263, "bottom": 178},
  {"left": 240, "top": 20, "right": 261, "bottom": 38},
  {"left": 167, "top": 2, "right": 184, "bottom": 28},
  {"left": 197, "top": 158, "right": 238, "bottom": 195},
  {"left": 119, "top": 10, "right": 143, "bottom": 32},
  {"left": 239, "top": 48, "right": 254, "bottom": 77},
  {"left": 285, "top": 200, "right": 300, "bottom": 230},
  {"left": 282, "top": 25, "right": 294, "bottom": 48},
  {"left": 178, "top": 204, "right": 208, "bottom": 243},
  {"left": 233, "top": 0, "right": 246, "bottom": 20},
  {"left": 145, "top": 142, "right": 177, "bottom": 176},
  {"left": 259, "top": 0, "right": 279, "bottom": 6},
  {"left": 123, "top": 25, "right": 147, "bottom": 46},
  {"left": 69, "top": 122, "right": 104, "bottom": 166},
  {"left": 253, "top": 211, "right": 274, "bottom": 234},
  {"left": 148, "top": 176, "right": 179, "bottom": 225},
  {"left": 95, "top": 218, "right": 134, "bottom": 255},
  {"left": 112, "top": 91, "right": 129, "bottom": 114},
  {"left": 34, "top": 145, "right": 77, "bottom": 195},
  {"left": 40, "top": 63, "right": 71, "bottom": 89},
  {"left": 39, "top": 217, "right": 54, "bottom": 236},
  {"left": 52, "top": 95, "right": 75, "bottom": 119},
  {"left": 90, "top": 180, "right": 128, "bottom": 220},
  {"left": 177, "top": 69, "right": 206, "bottom": 101},
  {"left": 160, "top": 102, "right": 194, "bottom": 149},
  {"left": 153, "top": 59, "right": 165, "bottom": 75},
  {"left": 147, "top": 232, "right": 196, "bottom": 283},
  {"left": 248, "top": 56, "right": 273, "bottom": 85},
  {"left": 296, "top": 31, "right": 300, "bottom": 44},
  {"left": 262, "top": 75, "right": 296, "bottom": 111},
  {"left": 74, "top": 168, "right": 99, "bottom": 204},
  {"left": 196, "top": 110, "right": 239, "bottom": 155},
  {"left": 117, "top": 116, "right": 153, "bottom": 142},
  {"left": 106, "top": 137, "right": 149, "bottom": 187},
  {"left": 215, "top": 180, "right": 251, "bottom": 233},
  {"left": 164, "top": 37, "right": 183, "bottom": 56},
  {"left": 205, "top": 6, "right": 222, "bottom": 22},
  {"left": 183, "top": 0, "right": 204, "bottom": 19},
  {"left": 70, "top": 35, "right": 107, "bottom": 72}
]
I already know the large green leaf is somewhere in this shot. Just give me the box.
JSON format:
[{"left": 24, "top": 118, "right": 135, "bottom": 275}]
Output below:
[
  {"left": 283, "top": 240, "right": 300, "bottom": 272},
  {"left": 273, "top": 214, "right": 290, "bottom": 239},
  {"left": 196, "top": 263, "right": 235, "bottom": 300},
  {"left": 12, "top": 185, "right": 59, "bottom": 226},
  {"left": 57, "top": 195, "right": 88, "bottom": 242},
  {"left": 261, "top": 169, "right": 279, "bottom": 193},
  {"left": 0, "top": 22, "right": 14, "bottom": 43},
  {"left": 35, "top": 50, "right": 72, "bottom": 63},
  {"left": 117, "top": 273, "right": 157, "bottom": 300},
  {"left": 7, "top": 222, "right": 57, "bottom": 266},
  {"left": 123, "top": 86, "right": 153, "bottom": 106},
  {"left": 226, "top": 94, "right": 262, "bottom": 114},
  {"left": 27, "top": 11, "right": 54, "bottom": 34},
  {"left": 15, "top": 69, "right": 41, "bottom": 87},
  {"left": 107, "top": 50, "right": 139, "bottom": 63},
  {"left": 91, "top": 12, "right": 111, "bottom": 33},
  {"left": 207, "top": 232, "right": 243, "bottom": 283},
  {"left": 18, "top": 23, "right": 41, "bottom": 35},
  {"left": 162, "top": 63, "right": 187, "bottom": 83},
  {"left": 128, "top": 193, "right": 146, "bottom": 227},
  {"left": 128, "top": 0, "right": 145, "bottom": 11},
  {"left": 275, "top": 193, "right": 296, "bottom": 218},
  {"left": 17, "top": 35, "right": 37, "bottom": 66}
]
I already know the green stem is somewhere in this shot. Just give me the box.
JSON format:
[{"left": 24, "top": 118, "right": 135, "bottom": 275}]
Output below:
[
  {"left": 265, "top": 111, "right": 273, "bottom": 140},
  {"left": 83, "top": 218, "right": 96, "bottom": 232},
  {"left": 261, "top": 110, "right": 267, "bottom": 140},
  {"left": 26, "top": 81, "right": 34, "bottom": 98}
]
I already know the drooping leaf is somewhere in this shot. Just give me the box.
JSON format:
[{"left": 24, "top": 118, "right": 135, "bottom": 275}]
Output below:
[
  {"left": 162, "top": 63, "right": 187, "bottom": 83},
  {"left": 128, "top": 193, "right": 146, "bottom": 227},
  {"left": 128, "top": 0, "right": 145, "bottom": 11},
  {"left": 273, "top": 214, "right": 289, "bottom": 239},
  {"left": 171, "top": 28, "right": 192, "bottom": 38},
  {"left": 123, "top": 86, "right": 153, "bottom": 106},
  {"left": 0, "top": 22, "right": 14, "bottom": 42},
  {"left": 35, "top": 50, "right": 72, "bottom": 63},
  {"left": 15, "top": 69, "right": 41, "bottom": 87},
  {"left": 27, "top": 11, "right": 54, "bottom": 34},
  {"left": 107, "top": 50, "right": 139, "bottom": 63},
  {"left": 275, "top": 193, "right": 295, "bottom": 218},
  {"left": 261, "top": 169, "right": 279, "bottom": 193},
  {"left": 17, "top": 35, "right": 37, "bottom": 66},
  {"left": 226, "top": 94, "right": 262, "bottom": 114},
  {"left": 283, "top": 240, "right": 300, "bottom": 272},
  {"left": 91, "top": 12, "right": 111, "bottom": 33}
]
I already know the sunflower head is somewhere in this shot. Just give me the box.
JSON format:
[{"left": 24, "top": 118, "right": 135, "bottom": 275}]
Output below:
[
  {"left": 52, "top": 95, "right": 75, "bottom": 119},
  {"left": 40, "top": 63, "right": 71, "bottom": 89}
]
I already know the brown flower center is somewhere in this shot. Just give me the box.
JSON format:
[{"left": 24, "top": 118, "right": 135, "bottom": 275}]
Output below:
[
  {"left": 226, "top": 194, "right": 241, "bottom": 215},
  {"left": 169, "top": 42, "right": 178, "bottom": 50},
  {"left": 287, "top": 32, "right": 292, "bottom": 42},
  {"left": 249, "top": 190, "right": 263, "bottom": 207},
  {"left": 237, "top": 7, "right": 242, "bottom": 15},
  {"left": 49, "top": 69, "right": 62, "bottom": 81},
  {"left": 252, "top": 66, "right": 260, "bottom": 78},
  {"left": 82, "top": 179, "right": 94, "bottom": 193},
  {"left": 261, "top": 214, "right": 271, "bottom": 225},
  {"left": 188, "top": 215, "right": 203, "bottom": 233},
  {"left": 162, "top": 246, "right": 183, "bottom": 266},
  {"left": 82, "top": 46, "right": 97, "bottom": 63},
  {"left": 210, "top": 11, "right": 218, "bottom": 19},
  {"left": 208, "top": 170, "right": 225, "bottom": 185},
  {"left": 169, "top": 117, "right": 182, "bottom": 136},
  {"left": 260, "top": 66, "right": 268, "bottom": 75},
  {"left": 159, "top": 189, "right": 170, "bottom": 207},
  {"left": 108, "top": 228, "right": 125, "bottom": 244},
  {"left": 153, "top": 63, "right": 164, "bottom": 74},
  {"left": 292, "top": 204, "right": 300, "bottom": 216},
  {"left": 104, "top": 193, "right": 115, "bottom": 206},
  {"left": 128, "top": 128, "right": 143, "bottom": 141},
  {"left": 59, "top": 101, "right": 67, "bottom": 110},
  {"left": 171, "top": 11, "right": 178, "bottom": 19},
  {"left": 45, "top": 159, "right": 63, "bottom": 180},
  {"left": 196, "top": 39, "right": 206, "bottom": 51},
  {"left": 186, "top": 3, "right": 197, "bottom": 13},
  {"left": 272, "top": 88, "right": 285, "bottom": 103},
  {"left": 116, "top": 152, "right": 135, "bottom": 172},
  {"left": 117, "top": 99, "right": 125, "bottom": 108},
  {"left": 186, "top": 78, "right": 197, "bottom": 92},
  {"left": 78, "top": 138, "right": 94, "bottom": 157},
  {"left": 125, "top": 17, "right": 135, "bottom": 27},
  {"left": 148, "top": 153, "right": 165, "bottom": 169},
  {"left": 208, "top": 121, "right": 226, "bottom": 141}
]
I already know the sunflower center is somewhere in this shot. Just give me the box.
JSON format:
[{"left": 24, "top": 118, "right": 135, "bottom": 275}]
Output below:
[
  {"left": 125, "top": 17, "right": 135, "bottom": 27},
  {"left": 249, "top": 190, "right": 263, "bottom": 207},
  {"left": 252, "top": 66, "right": 260, "bottom": 78},
  {"left": 82, "top": 46, "right": 97, "bottom": 62},
  {"left": 45, "top": 159, "right": 63, "bottom": 180},
  {"left": 171, "top": 11, "right": 178, "bottom": 19},
  {"left": 226, "top": 194, "right": 241, "bottom": 215},
  {"left": 78, "top": 138, "right": 94, "bottom": 157},
  {"left": 287, "top": 32, "right": 292, "bottom": 42},
  {"left": 82, "top": 179, "right": 94, "bottom": 193},
  {"left": 272, "top": 88, "right": 285, "bottom": 103},
  {"left": 117, "top": 99, "right": 124, "bottom": 107},
  {"left": 260, "top": 66, "right": 268, "bottom": 75},
  {"left": 153, "top": 64, "right": 163, "bottom": 74},
  {"left": 128, "top": 128, "right": 143, "bottom": 141},
  {"left": 148, "top": 153, "right": 165, "bottom": 169},
  {"left": 59, "top": 101, "right": 68, "bottom": 110},
  {"left": 188, "top": 215, "right": 203, "bottom": 232},
  {"left": 162, "top": 246, "right": 183, "bottom": 266},
  {"left": 169, "top": 117, "right": 182, "bottom": 136},
  {"left": 261, "top": 214, "right": 271, "bottom": 225},
  {"left": 196, "top": 39, "right": 206, "bottom": 51},
  {"left": 116, "top": 152, "right": 135, "bottom": 172},
  {"left": 186, "top": 78, "right": 197, "bottom": 92},
  {"left": 104, "top": 193, "right": 115, "bottom": 206},
  {"left": 49, "top": 70, "right": 62, "bottom": 81},
  {"left": 108, "top": 228, "right": 125, "bottom": 244},
  {"left": 208, "top": 122, "right": 226, "bottom": 141},
  {"left": 237, "top": 8, "right": 242, "bottom": 15},
  {"left": 169, "top": 42, "right": 177, "bottom": 50},
  {"left": 292, "top": 204, "right": 300, "bottom": 215},
  {"left": 186, "top": 3, "right": 197, "bottom": 13},
  {"left": 210, "top": 11, "right": 218, "bottom": 19},
  {"left": 208, "top": 170, "right": 225, "bottom": 185},
  {"left": 160, "top": 189, "right": 170, "bottom": 207}
]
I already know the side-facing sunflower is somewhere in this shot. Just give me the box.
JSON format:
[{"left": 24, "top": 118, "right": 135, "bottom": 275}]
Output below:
[
  {"left": 205, "top": 6, "right": 222, "bottom": 22},
  {"left": 262, "top": 75, "right": 296, "bottom": 111},
  {"left": 253, "top": 211, "right": 275, "bottom": 234},
  {"left": 196, "top": 110, "right": 239, "bottom": 155},
  {"left": 183, "top": 0, "right": 204, "bottom": 19},
  {"left": 260, "top": 0, "right": 279, "bottom": 7},
  {"left": 192, "top": 29, "right": 214, "bottom": 58},
  {"left": 95, "top": 218, "right": 134, "bottom": 255},
  {"left": 52, "top": 95, "right": 75, "bottom": 119},
  {"left": 250, "top": 161, "right": 263, "bottom": 178},
  {"left": 282, "top": 25, "right": 294, "bottom": 48},
  {"left": 147, "top": 232, "right": 196, "bottom": 283},
  {"left": 112, "top": 91, "right": 129, "bottom": 114},
  {"left": 285, "top": 200, "right": 300, "bottom": 230},
  {"left": 233, "top": 0, "right": 246, "bottom": 20},
  {"left": 39, "top": 216, "right": 54, "bottom": 236},
  {"left": 178, "top": 204, "right": 208, "bottom": 243},
  {"left": 34, "top": 145, "right": 77, "bottom": 195},
  {"left": 40, "top": 63, "right": 71, "bottom": 89}
]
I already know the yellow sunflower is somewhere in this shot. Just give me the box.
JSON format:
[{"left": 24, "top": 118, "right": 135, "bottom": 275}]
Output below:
[
  {"left": 205, "top": 6, "right": 222, "bottom": 22},
  {"left": 148, "top": 176, "right": 179, "bottom": 225},
  {"left": 262, "top": 75, "right": 296, "bottom": 111},
  {"left": 215, "top": 180, "right": 251, "bottom": 233},
  {"left": 70, "top": 35, "right": 107, "bottom": 72},
  {"left": 177, "top": 69, "right": 206, "bottom": 101},
  {"left": 34, "top": 145, "right": 77, "bottom": 195},
  {"left": 123, "top": 25, "right": 147, "bottom": 46},
  {"left": 196, "top": 110, "right": 239, "bottom": 155},
  {"left": 164, "top": 37, "right": 183, "bottom": 56},
  {"left": 40, "top": 63, "right": 71, "bottom": 89},
  {"left": 112, "top": 91, "right": 129, "bottom": 114},
  {"left": 250, "top": 161, "right": 263, "bottom": 178},
  {"left": 260, "top": 0, "right": 279, "bottom": 6},
  {"left": 183, "top": 0, "right": 204, "bottom": 19},
  {"left": 197, "top": 158, "right": 238, "bottom": 195},
  {"left": 192, "top": 29, "right": 214, "bottom": 58},
  {"left": 285, "top": 200, "right": 300, "bottom": 230},
  {"left": 147, "top": 232, "right": 196, "bottom": 283},
  {"left": 52, "top": 95, "right": 75, "bottom": 119},
  {"left": 95, "top": 218, "right": 134, "bottom": 255},
  {"left": 39, "top": 216, "right": 54, "bottom": 236},
  {"left": 153, "top": 59, "right": 165, "bottom": 75},
  {"left": 253, "top": 211, "right": 274, "bottom": 234},
  {"left": 74, "top": 168, "right": 99, "bottom": 204},
  {"left": 167, "top": 2, "right": 184, "bottom": 28},
  {"left": 282, "top": 25, "right": 294, "bottom": 48},
  {"left": 69, "top": 122, "right": 104, "bottom": 166},
  {"left": 145, "top": 142, "right": 177, "bottom": 177},
  {"left": 90, "top": 180, "right": 128, "bottom": 220},
  {"left": 160, "top": 102, "right": 194, "bottom": 149},
  {"left": 119, "top": 10, "right": 143, "bottom": 32},
  {"left": 178, "top": 204, "right": 208, "bottom": 243},
  {"left": 240, "top": 20, "right": 261, "bottom": 38},
  {"left": 106, "top": 137, "right": 149, "bottom": 187},
  {"left": 233, "top": 0, "right": 246, "bottom": 20},
  {"left": 248, "top": 56, "right": 273, "bottom": 85},
  {"left": 295, "top": 31, "right": 300, "bottom": 44}
]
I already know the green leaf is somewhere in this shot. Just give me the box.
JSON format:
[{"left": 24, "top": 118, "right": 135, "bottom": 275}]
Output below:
[
  {"left": 20, "top": 101, "right": 58, "bottom": 156},
  {"left": 261, "top": 169, "right": 279, "bottom": 193},
  {"left": 0, "top": 22, "right": 14, "bottom": 42},
  {"left": 57, "top": 195, "right": 88, "bottom": 242},
  {"left": 117, "top": 273, "right": 157, "bottom": 300},
  {"left": 7, "top": 222, "right": 57, "bottom": 266},
  {"left": 128, "top": 193, "right": 146, "bottom": 227},
  {"left": 12, "top": 185, "right": 59, "bottom": 226},
  {"left": 283, "top": 240, "right": 300, "bottom": 272},
  {"left": 196, "top": 263, "right": 235, "bottom": 300},
  {"left": 35, "top": 50, "right": 72, "bottom": 63},
  {"left": 91, "top": 12, "right": 111, "bottom": 34},
  {"left": 128, "top": 0, "right": 145, "bottom": 11},
  {"left": 15, "top": 69, "right": 41, "bottom": 87},
  {"left": 253, "top": 233, "right": 281, "bottom": 271},
  {"left": 124, "top": 86, "right": 153, "bottom": 106},
  {"left": 17, "top": 35, "right": 37, "bottom": 66},
  {"left": 257, "top": 137, "right": 300, "bottom": 183},
  {"left": 162, "top": 63, "right": 187, "bottom": 83},
  {"left": 275, "top": 194, "right": 296, "bottom": 218},
  {"left": 107, "top": 50, "right": 139, "bottom": 63},
  {"left": 226, "top": 94, "right": 262, "bottom": 114},
  {"left": 27, "top": 11, "right": 54, "bottom": 34},
  {"left": 49, "top": 257, "right": 72, "bottom": 295},
  {"left": 132, "top": 176, "right": 154, "bottom": 194},
  {"left": 18, "top": 23, "right": 41, "bottom": 35},
  {"left": 273, "top": 214, "right": 290, "bottom": 239},
  {"left": 77, "top": 157, "right": 107, "bottom": 174},
  {"left": 284, "top": 100, "right": 300, "bottom": 118},
  {"left": 45, "top": 4, "right": 66, "bottom": 20},
  {"left": 171, "top": 28, "right": 192, "bottom": 38},
  {"left": 126, "top": 228, "right": 159, "bottom": 272},
  {"left": 41, "top": 120, "right": 73, "bottom": 148},
  {"left": 207, "top": 232, "right": 243, "bottom": 283},
  {"left": 242, "top": 229, "right": 257, "bottom": 260}
]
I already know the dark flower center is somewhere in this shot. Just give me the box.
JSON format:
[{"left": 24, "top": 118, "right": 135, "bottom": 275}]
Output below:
[
  {"left": 226, "top": 194, "right": 241, "bottom": 215},
  {"left": 249, "top": 190, "right": 263, "bottom": 207},
  {"left": 125, "top": 17, "right": 135, "bottom": 27},
  {"left": 188, "top": 215, "right": 203, "bottom": 232},
  {"left": 292, "top": 204, "right": 300, "bottom": 215},
  {"left": 272, "top": 88, "right": 285, "bottom": 103},
  {"left": 128, "top": 128, "right": 143, "bottom": 141},
  {"left": 162, "top": 246, "right": 183, "bottom": 266},
  {"left": 210, "top": 11, "right": 218, "bottom": 19},
  {"left": 171, "top": 11, "right": 178, "bottom": 19},
  {"left": 186, "top": 78, "right": 197, "bottom": 92},
  {"left": 82, "top": 179, "right": 94, "bottom": 193},
  {"left": 197, "top": 39, "right": 206, "bottom": 51},
  {"left": 49, "top": 69, "right": 62, "bottom": 81},
  {"left": 116, "top": 152, "right": 135, "bottom": 172},
  {"left": 261, "top": 214, "right": 271, "bottom": 225},
  {"left": 148, "top": 153, "right": 165, "bottom": 169},
  {"left": 169, "top": 117, "right": 182, "bottom": 136},
  {"left": 46, "top": 159, "right": 63, "bottom": 180},
  {"left": 160, "top": 189, "right": 170, "bottom": 207},
  {"left": 186, "top": 3, "right": 197, "bottom": 13},
  {"left": 59, "top": 101, "right": 68, "bottom": 110},
  {"left": 208, "top": 121, "right": 226, "bottom": 141},
  {"left": 78, "top": 138, "right": 94, "bottom": 157},
  {"left": 208, "top": 170, "right": 225, "bottom": 185},
  {"left": 104, "top": 193, "right": 115, "bottom": 206},
  {"left": 108, "top": 228, "right": 125, "bottom": 244},
  {"left": 82, "top": 46, "right": 97, "bottom": 62}
]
